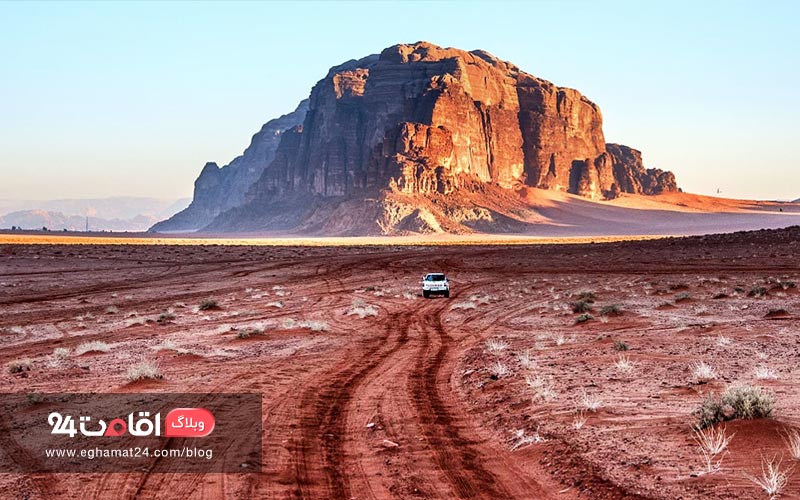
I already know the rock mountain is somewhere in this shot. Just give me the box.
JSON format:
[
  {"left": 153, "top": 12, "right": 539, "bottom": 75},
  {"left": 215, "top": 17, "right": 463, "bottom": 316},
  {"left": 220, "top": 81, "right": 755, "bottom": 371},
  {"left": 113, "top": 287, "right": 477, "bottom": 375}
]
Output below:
[{"left": 153, "top": 42, "right": 678, "bottom": 235}]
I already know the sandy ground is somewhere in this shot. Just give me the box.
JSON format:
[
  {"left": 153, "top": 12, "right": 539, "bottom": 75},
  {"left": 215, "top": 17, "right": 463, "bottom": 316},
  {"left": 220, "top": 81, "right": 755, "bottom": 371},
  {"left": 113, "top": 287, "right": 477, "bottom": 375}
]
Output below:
[{"left": 1, "top": 227, "right": 799, "bottom": 499}]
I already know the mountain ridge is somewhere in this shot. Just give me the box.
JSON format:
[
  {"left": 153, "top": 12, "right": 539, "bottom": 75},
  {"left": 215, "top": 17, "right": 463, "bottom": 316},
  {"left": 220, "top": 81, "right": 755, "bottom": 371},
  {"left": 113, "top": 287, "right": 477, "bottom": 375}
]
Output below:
[{"left": 154, "top": 41, "right": 680, "bottom": 235}]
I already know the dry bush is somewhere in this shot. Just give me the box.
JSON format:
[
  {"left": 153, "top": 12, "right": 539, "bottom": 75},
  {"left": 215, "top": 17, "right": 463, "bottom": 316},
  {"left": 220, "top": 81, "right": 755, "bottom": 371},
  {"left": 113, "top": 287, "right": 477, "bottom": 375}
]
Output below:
[
  {"left": 695, "top": 384, "right": 775, "bottom": 428},
  {"left": 157, "top": 311, "right": 176, "bottom": 323},
  {"left": 571, "top": 300, "right": 593, "bottom": 313},
  {"left": 7, "top": 359, "right": 32, "bottom": 373},
  {"left": 199, "top": 299, "right": 221, "bottom": 311}
]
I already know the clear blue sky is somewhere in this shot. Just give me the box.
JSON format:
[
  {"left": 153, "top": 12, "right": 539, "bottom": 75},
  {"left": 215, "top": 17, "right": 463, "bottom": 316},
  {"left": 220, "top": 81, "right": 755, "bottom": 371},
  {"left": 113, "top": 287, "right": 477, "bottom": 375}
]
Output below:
[{"left": 1, "top": 0, "right": 797, "bottom": 200}]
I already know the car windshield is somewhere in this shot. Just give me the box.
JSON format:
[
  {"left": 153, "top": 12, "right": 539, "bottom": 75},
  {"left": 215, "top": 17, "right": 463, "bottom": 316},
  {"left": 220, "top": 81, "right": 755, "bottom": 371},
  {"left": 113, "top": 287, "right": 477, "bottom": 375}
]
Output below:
[{"left": 425, "top": 274, "right": 446, "bottom": 281}]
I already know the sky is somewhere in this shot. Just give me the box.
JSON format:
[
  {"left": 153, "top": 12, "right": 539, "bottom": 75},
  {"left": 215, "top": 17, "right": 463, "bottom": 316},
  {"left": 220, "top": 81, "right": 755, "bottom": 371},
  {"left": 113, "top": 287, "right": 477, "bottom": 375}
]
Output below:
[{"left": 0, "top": 0, "right": 798, "bottom": 201}]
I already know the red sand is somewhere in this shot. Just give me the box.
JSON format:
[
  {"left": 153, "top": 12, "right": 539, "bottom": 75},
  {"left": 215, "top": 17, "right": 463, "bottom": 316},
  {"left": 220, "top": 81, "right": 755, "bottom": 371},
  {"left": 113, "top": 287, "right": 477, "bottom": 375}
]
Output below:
[{"left": 1, "top": 227, "right": 799, "bottom": 499}]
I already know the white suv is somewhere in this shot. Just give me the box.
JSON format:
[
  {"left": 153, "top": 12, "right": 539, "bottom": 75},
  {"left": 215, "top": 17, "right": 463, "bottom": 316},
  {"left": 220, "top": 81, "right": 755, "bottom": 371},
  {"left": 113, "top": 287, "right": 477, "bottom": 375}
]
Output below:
[{"left": 422, "top": 273, "right": 450, "bottom": 298}]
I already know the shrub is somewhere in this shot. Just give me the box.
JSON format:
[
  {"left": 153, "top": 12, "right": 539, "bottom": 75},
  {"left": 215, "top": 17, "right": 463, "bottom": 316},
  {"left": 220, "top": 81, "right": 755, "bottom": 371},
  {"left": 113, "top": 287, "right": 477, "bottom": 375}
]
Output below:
[
  {"left": 52, "top": 347, "right": 71, "bottom": 360},
  {"left": 748, "top": 286, "right": 768, "bottom": 297},
  {"left": 575, "top": 313, "right": 593, "bottom": 324},
  {"left": 695, "top": 384, "right": 775, "bottom": 428},
  {"left": 675, "top": 292, "right": 691, "bottom": 302},
  {"left": 157, "top": 312, "right": 176, "bottom": 323},
  {"left": 575, "top": 291, "right": 596, "bottom": 303},
  {"left": 600, "top": 304, "right": 621, "bottom": 316},
  {"left": 126, "top": 361, "right": 163, "bottom": 381},
  {"left": 236, "top": 327, "right": 262, "bottom": 339},
  {"left": 105, "top": 305, "right": 119, "bottom": 314},
  {"left": 613, "top": 340, "right": 629, "bottom": 352},
  {"left": 199, "top": 299, "right": 220, "bottom": 311},
  {"left": 7, "top": 359, "right": 32, "bottom": 373},
  {"left": 571, "top": 300, "right": 593, "bottom": 313}
]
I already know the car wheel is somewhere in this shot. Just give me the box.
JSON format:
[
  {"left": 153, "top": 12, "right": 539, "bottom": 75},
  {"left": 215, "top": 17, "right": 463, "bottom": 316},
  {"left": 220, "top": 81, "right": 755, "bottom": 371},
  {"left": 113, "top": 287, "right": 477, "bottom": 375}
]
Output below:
[
  {"left": 423, "top": 291, "right": 430, "bottom": 298},
  {"left": 444, "top": 291, "right": 450, "bottom": 298}
]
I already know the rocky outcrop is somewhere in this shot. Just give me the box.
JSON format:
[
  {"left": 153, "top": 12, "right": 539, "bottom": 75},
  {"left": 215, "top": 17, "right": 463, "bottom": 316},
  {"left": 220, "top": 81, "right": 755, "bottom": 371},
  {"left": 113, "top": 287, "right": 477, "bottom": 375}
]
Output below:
[
  {"left": 152, "top": 100, "right": 308, "bottom": 232},
  {"left": 153, "top": 42, "right": 680, "bottom": 235},
  {"left": 605, "top": 144, "right": 678, "bottom": 196}
]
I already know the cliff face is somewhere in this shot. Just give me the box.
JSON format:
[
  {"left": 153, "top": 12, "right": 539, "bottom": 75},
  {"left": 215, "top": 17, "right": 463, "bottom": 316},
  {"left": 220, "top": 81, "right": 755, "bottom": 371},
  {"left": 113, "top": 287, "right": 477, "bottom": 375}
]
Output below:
[
  {"left": 605, "top": 143, "right": 678, "bottom": 196},
  {"left": 152, "top": 100, "right": 308, "bottom": 232},
  {"left": 153, "top": 42, "right": 679, "bottom": 235}
]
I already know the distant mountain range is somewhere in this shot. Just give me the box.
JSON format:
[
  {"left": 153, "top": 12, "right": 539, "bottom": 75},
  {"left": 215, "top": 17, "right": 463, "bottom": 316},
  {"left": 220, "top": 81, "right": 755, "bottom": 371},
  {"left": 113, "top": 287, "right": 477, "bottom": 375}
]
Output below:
[{"left": 0, "top": 197, "right": 189, "bottom": 231}]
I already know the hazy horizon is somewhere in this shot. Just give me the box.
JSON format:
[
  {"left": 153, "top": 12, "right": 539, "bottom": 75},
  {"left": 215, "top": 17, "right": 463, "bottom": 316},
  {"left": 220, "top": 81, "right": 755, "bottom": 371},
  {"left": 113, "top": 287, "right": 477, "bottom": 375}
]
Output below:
[{"left": 1, "top": 0, "right": 798, "bottom": 201}]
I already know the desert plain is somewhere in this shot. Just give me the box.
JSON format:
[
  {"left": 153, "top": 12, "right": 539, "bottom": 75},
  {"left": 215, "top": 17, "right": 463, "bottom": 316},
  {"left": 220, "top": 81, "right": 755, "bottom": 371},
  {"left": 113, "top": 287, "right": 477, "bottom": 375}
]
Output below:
[{"left": 1, "top": 227, "right": 799, "bottom": 499}]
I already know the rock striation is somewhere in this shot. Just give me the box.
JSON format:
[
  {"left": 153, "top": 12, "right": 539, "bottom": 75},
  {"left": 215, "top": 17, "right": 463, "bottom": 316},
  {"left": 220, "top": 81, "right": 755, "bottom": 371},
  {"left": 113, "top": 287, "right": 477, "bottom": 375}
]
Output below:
[{"left": 153, "top": 42, "right": 679, "bottom": 234}]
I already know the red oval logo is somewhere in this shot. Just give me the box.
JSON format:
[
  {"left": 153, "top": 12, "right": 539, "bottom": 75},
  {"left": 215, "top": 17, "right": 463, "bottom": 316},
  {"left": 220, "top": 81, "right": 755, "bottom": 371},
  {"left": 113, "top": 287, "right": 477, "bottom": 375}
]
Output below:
[{"left": 164, "top": 408, "right": 215, "bottom": 437}]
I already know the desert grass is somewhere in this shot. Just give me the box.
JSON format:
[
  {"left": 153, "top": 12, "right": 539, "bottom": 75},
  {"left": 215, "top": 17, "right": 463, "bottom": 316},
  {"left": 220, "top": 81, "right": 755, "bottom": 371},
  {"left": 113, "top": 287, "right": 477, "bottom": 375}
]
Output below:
[
  {"left": 691, "top": 361, "right": 718, "bottom": 380},
  {"left": 745, "top": 455, "right": 793, "bottom": 499},
  {"left": 74, "top": 341, "right": 111, "bottom": 355},
  {"left": 486, "top": 338, "right": 509, "bottom": 355},
  {"left": 347, "top": 299, "right": 379, "bottom": 318},
  {"left": 614, "top": 354, "right": 634, "bottom": 373},
  {"left": 579, "top": 390, "right": 603, "bottom": 412},
  {"left": 783, "top": 428, "right": 800, "bottom": 461},
  {"left": 573, "top": 410, "right": 588, "bottom": 430},
  {"left": 450, "top": 301, "right": 477, "bottom": 310},
  {"left": 516, "top": 350, "right": 535, "bottom": 369},
  {"left": 715, "top": 335, "right": 733, "bottom": 347},
  {"left": 489, "top": 361, "right": 510, "bottom": 378},
  {"left": 509, "top": 426, "right": 545, "bottom": 451},
  {"left": 526, "top": 375, "right": 557, "bottom": 402},
  {"left": 754, "top": 366, "right": 779, "bottom": 380},
  {"left": 126, "top": 361, "right": 163, "bottom": 381},
  {"left": 150, "top": 340, "right": 190, "bottom": 354},
  {"left": 693, "top": 425, "right": 733, "bottom": 473}
]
